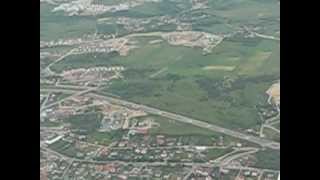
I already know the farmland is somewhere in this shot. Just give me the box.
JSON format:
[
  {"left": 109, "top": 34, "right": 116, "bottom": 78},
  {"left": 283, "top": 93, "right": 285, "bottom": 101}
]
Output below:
[{"left": 103, "top": 37, "right": 279, "bottom": 130}]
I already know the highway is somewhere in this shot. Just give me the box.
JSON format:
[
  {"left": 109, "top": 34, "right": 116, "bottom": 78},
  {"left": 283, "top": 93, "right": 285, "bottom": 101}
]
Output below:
[
  {"left": 40, "top": 86, "right": 280, "bottom": 150},
  {"left": 46, "top": 48, "right": 77, "bottom": 70},
  {"left": 87, "top": 93, "right": 280, "bottom": 150},
  {"left": 41, "top": 87, "right": 96, "bottom": 111},
  {"left": 40, "top": 88, "right": 79, "bottom": 94},
  {"left": 220, "top": 148, "right": 259, "bottom": 166}
]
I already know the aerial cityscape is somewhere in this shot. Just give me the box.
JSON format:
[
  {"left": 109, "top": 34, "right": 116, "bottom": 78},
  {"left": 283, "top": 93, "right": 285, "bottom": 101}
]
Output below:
[{"left": 40, "top": 0, "right": 280, "bottom": 179}]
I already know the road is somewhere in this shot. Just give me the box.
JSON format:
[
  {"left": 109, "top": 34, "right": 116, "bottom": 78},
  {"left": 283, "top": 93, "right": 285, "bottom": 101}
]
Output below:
[
  {"left": 253, "top": 32, "right": 280, "bottom": 41},
  {"left": 264, "top": 125, "right": 280, "bottom": 134},
  {"left": 266, "top": 113, "right": 280, "bottom": 124},
  {"left": 212, "top": 147, "right": 257, "bottom": 164},
  {"left": 225, "top": 165, "right": 279, "bottom": 173},
  {"left": 220, "top": 148, "right": 259, "bottom": 166},
  {"left": 40, "top": 88, "right": 78, "bottom": 94},
  {"left": 183, "top": 166, "right": 195, "bottom": 180},
  {"left": 268, "top": 119, "right": 280, "bottom": 126},
  {"left": 149, "top": 67, "right": 168, "bottom": 78},
  {"left": 40, "top": 87, "right": 280, "bottom": 149},
  {"left": 86, "top": 93, "right": 280, "bottom": 150},
  {"left": 61, "top": 159, "right": 74, "bottom": 179},
  {"left": 40, "top": 93, "right": 51, "bottom": 112},
  {"left": 242, "top": 25, "right": 280, "bottom": 41},
  {"left": 41, "top": 87, "right": 96, "bottom": 111},
  {"left": 46, "top": 48, "right": 77, "bottom": 70}
]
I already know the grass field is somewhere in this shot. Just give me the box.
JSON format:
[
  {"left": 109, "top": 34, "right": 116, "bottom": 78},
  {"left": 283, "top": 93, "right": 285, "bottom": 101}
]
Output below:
[
  {"left": 88, "top": 130, "right": 125, "bottom": 145},
  {"left": 103, "top": 38, "right": 279, "bottom": 130},
  {"left": 65, "top": 112, "right": 103, "bottom": 135},
  {"left": 49, "top": 139, "right": 78, "bottom": 158},
  {"left": 50, "top": 36, "right": 279, "bottom": 130},
  {"left": 141, "top": 115, "right": 252, "bottom": 146},
  {"left": 149, "top": 115, "right": 220, "bottom": 136},
  {"left": 253, "top": 149, "right": 280, "bottom": 170},
  {"left": 204, "top": 148, "right": 234, "bottom": 160},
  {"left": 264, "top": 126, "right": 280, "bottom": 142},
  {"left": 41, "top": 121, "right": 61, "bottom": 127},
  {"left": 40, "top": 4, "right": 96, "bottom": 41}
]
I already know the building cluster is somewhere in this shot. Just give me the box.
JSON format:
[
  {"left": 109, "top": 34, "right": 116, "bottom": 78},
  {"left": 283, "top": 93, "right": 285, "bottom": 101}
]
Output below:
[
  {"left": 74, "top": 37, "right": 137, "bottom": 56},
  {"left": 40, "top": 92, "right": 280, "bottom": 180},
  {"left": 100, "top": 15, "right": 191, "bottom": 33},
  {"left": 51, "top": 0, "right": 162, "bottom": 16},
  {"left": 40, "top": 52, "right": 52, "bottom": 59},
  {"left": 58, "top": 162, "right": 187, "bottom": 180},
  {"left": 41, "top": 105, "right": 74, "bottom": 122},
  {"left": 41, "top": 154, "right": 280, "bottom": 180},
  {"left": 96, "top": 101, "right": 148, "bottom": 132},
  {"left": 41, "top": 95, "right": 92, "bottom": 123},
  {"left": 176, "top": 22, "right": 193, "bottom": 31},
  {"left": 191, "top": 0, "right": 209, "bottom": 10},
  {"left": 61, "top": 66, "right": 125, "bottom": 85},
  {"left": 162, "top": 31, "right": 224, "bottom": 54},
  {"left": 40, "top": 38, "right": 86, "bottom": 48},
  {"left": 40, "top": 32, "right": 100, "bottom": 47},
  {"left": 114, "top": 17, "right": 153, "bottom": 32},
  {"left": 40, "top": 152, "right": 69, "bottom": 180}
]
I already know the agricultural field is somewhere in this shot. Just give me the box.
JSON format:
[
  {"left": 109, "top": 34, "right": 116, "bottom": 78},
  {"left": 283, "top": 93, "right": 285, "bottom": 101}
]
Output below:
[{"left": 103, "top": 37, "right": 279, "bottom": 130}]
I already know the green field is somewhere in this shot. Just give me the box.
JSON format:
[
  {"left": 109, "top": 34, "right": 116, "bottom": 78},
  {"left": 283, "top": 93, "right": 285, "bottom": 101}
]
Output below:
[
  {"left": 65, "top": 112, "right": 103, "bottom": 135},
  {"left": 103, "top": 38, "right": 279, "bottom": 130},
  {"left": 264, "top": 126, "right": 280, "bottom": 142},
  {"left": 49, "top": 139, "right": 78, "bottom": 158},
  {"left": 40, "top": 4, "right": 96, "bottom": 41},
  {"left": 41, "top": 121, "right": 61, "bottom": 127},
  {"left": 51, "top": 36, "right": 279, "bottom": 130},
  {"left": 87, "top": 129, "right": 125, "bottom": 146},
  {"left": 204, "top": 148, "right": 234, "bottom": 160},
  {"left": 142, "top": 115, "right": 252, "bottom": 146},
  {"left": 254, "top": 149, "right": 280, "bottom": 170},
  {"left": 149, "top": 115, "right": 220, "bottom": 136}
]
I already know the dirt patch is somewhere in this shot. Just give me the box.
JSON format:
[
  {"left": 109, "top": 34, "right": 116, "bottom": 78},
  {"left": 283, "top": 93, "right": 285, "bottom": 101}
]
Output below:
[
  {"left": 202, "top": 65, "right": 235, "bottom": 71},
  {"left": 266, "top": 81, "right": 280, "bottom": 105}
]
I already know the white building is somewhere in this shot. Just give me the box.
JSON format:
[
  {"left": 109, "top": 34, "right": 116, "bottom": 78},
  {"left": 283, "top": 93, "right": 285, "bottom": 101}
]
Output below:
[{"left": 45, "top": 135, "right": 64, "bottom": 145}]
